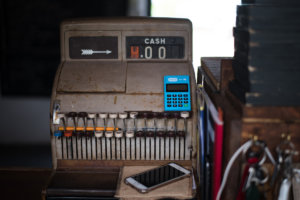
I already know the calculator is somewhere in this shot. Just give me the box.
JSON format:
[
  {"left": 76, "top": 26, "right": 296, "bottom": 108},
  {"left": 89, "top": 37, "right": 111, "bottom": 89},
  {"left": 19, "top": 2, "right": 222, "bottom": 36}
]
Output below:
[{"left": 164, "top": 75, "right": 191, "bottom": 111}]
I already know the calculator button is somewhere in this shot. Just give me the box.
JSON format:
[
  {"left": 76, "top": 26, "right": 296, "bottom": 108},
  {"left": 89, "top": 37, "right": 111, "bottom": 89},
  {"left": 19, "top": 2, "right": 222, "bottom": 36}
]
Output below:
[
  {"left": 184, "top": 98, "right": 188, "bottom": 100},
  {"left": 179, "top": 101, "right": 182, "bottom": 103},
  {"left": 173, "top": 98, "right": 177, "bottom": 100},
  {"left": 167, "top": 105, "right": 171, "bottom": 107},
  {"left": 173, "top": 94, "right": 177, "bottom": 97},
  {"left": 179, "top": 104, "right": 183, "bottom": 107},
  {"left": 173, "top": 105, "right": 177, "bottom": 107},
  {"left": 184, "top": 101, "right": 188, "bottom": 103},
  {"left": 178, "top": 98, "right": 183, "bottom": 100},
  {"left": 184, "top": 104, "right": 188, "bottom": 107},
  {"left": 167, "top": 101, "right": 171, "bottom": 103},
  {"left": 178, "top": 94, "right": 182, "bottom": 97},
  {"left": 167, "top": 95, "right": 171, "bottom": 97},
  {"left": 167, "top": 98, "right": 171, "bottom": 100},
  {"left": 184, "top": 94, "right": 188, "bottom": 97},
  {"left": 173, "top": 101, "right": 177, "bottom": 104}
]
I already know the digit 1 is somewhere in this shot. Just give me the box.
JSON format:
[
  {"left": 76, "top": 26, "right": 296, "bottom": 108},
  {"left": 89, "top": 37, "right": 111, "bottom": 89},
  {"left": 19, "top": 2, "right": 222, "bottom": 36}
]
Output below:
[
  {"left": 158, "top": 46, "right": 166, "bottom": 59},
  {"left": 145, "top": 46, "right": 152, "bottom": 59}
]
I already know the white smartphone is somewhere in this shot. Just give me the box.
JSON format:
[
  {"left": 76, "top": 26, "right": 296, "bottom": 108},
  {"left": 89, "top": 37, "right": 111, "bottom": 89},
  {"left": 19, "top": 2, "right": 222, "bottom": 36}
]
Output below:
[{"left": 124, "top": 163, "right": 191, "bottom": 193}]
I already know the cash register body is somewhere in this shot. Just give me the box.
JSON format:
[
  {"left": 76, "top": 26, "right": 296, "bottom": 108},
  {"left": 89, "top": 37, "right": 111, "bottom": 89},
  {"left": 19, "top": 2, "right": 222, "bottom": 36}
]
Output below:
[{"left": 48, "top": 18, "right": 197, "bottom": 199}]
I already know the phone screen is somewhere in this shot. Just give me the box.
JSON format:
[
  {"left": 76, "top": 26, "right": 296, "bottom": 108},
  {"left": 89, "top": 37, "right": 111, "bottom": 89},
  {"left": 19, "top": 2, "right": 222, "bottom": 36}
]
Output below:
[{"left": 131, "top": 165, "right": 186, "bottom": 188}]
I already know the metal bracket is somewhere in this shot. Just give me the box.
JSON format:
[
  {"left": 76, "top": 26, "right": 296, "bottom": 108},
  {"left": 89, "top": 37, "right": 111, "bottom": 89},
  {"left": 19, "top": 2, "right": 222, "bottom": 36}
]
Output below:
[{"left": 52, "top": 100, "right": 61, "bottom": 125}]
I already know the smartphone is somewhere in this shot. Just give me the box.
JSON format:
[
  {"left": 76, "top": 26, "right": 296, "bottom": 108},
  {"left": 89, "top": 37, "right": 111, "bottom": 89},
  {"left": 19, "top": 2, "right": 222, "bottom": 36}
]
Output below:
[{"left": 124, "top": 163, "right": 191, "bottom": 193}]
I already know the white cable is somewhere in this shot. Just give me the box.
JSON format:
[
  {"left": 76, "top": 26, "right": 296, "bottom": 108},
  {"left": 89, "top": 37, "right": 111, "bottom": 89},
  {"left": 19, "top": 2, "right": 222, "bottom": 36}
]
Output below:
[
  {"left": 278, "top": 178, "right": 292, "bottom": 200},
  {"left": 264, "top": 146, "right": 276, "bottom": 166},
  {"left": 258, "top": 153, "right": 267, "bottom": 166},
  {"left": 216, "top": 140, "right": 253, "bottom": 200}
]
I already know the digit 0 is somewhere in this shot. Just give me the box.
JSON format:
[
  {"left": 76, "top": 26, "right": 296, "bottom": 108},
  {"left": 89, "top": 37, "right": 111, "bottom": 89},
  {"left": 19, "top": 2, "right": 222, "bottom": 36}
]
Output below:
[
  {"left": 158, "top": 46, "right": 166, "bottom": 59},
  {"left": 145, "top": 46, "right": 152, "bottom": 59}
]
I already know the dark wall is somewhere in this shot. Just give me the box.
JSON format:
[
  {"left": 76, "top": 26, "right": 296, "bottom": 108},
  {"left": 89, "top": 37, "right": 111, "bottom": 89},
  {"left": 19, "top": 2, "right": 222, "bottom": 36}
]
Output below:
[{"left": 0, "top": 0, "right": 128, "bottom": 96}]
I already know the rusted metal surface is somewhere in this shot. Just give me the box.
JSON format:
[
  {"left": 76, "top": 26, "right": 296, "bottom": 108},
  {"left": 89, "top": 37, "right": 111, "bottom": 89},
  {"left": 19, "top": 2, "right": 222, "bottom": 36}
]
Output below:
[
  {"left": 57, "top": 61, "right": 125, "bottom": 93},
  {"left": 126, "top": 62, "right": 188, "bottom": 94},
  {"left": 56, "top": 94, "right": 164, "bottom": 113}
]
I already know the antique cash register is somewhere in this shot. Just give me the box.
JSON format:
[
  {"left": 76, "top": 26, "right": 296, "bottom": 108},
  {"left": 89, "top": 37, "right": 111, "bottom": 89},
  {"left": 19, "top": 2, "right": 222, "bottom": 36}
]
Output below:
[{"left": 44, "top": 18, "right": 198, "bottom": 200}]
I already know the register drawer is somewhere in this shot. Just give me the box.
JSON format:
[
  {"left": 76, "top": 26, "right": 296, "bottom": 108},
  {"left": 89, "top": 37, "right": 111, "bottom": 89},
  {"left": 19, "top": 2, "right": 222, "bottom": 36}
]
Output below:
[
  {"left": 46, "top": 169, "right": 120, "bottom": 198},
  {"left": 47, "top": 198, "right": 118, "bottom": 200}
]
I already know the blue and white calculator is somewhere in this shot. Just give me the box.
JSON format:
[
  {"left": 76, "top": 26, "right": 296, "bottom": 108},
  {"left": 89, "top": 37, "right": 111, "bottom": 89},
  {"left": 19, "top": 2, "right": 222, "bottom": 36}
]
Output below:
[{"left": 164, "top": 75, "right": 191, "bottom": 111}]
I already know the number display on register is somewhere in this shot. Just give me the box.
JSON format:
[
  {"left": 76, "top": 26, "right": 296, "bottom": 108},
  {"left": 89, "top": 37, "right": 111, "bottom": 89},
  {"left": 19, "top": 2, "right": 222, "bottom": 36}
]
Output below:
[{"left": 126, "top": 36, "right": 184, "bottom": 59}]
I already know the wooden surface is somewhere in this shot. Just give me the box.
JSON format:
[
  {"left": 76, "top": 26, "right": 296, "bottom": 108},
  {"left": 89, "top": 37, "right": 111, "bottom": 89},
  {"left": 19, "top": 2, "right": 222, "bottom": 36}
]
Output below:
[
  {"left": 201, "top": 57, "right": 222, "bottom": 90},
  {"left": 0, "top": 168, "right": 51, "bottom": 200},
  {"left": 115, "top": 165, "right": 194, "bottom": 199},
  {"left": 220, "top": 59, "right": 234, "bottom": 91},
  {"left": 226, "top": 89, "right": 300, "bottom": 120},
  {"left": 57, "top": 159, "right": 192, "bottom": 170},
  {"left": 200, "top": 57, "right": 233, "bottom": 92}
]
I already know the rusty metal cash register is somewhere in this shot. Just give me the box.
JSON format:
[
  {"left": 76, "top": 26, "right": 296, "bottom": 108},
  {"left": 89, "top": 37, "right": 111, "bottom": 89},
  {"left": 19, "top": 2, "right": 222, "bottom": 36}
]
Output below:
[{"left": 44, "top": 18, "right": 198, "bottom": 200}]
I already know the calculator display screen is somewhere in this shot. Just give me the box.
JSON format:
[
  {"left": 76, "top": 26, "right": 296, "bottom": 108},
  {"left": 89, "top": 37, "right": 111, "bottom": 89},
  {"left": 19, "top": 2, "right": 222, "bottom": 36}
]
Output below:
[{"left": 166, "top": 84, "right": 188, "bottom": 92}]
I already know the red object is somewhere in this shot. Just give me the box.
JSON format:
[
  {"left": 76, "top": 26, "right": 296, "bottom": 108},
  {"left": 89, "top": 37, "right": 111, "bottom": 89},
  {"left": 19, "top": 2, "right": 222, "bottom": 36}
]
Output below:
[
  {"left": 236, "top": 157, "right": 259, "bottom": 200},
  {"left": 64, "top": 131, "right": 73, "bottom": 137},
  {"left": 213, "top": 108, "right": 224, "bottom": 200}
]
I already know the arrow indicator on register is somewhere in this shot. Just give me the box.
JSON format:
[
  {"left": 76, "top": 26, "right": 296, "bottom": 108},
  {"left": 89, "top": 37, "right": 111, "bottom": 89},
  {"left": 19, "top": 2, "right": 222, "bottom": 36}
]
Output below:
[{"left": 81, "top": 49, "right": 112, "bottom": 55}]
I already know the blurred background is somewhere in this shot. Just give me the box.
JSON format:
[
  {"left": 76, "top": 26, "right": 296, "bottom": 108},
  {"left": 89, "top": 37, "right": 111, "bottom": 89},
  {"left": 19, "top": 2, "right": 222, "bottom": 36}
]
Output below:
[{"left": 0, "top": 0, "right": 239, "bottom": 168}]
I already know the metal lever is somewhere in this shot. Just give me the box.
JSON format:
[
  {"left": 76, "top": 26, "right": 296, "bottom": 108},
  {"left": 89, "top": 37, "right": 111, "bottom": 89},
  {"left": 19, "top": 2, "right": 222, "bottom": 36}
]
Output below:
[
  {"left": 88, "top": 113, "right": 96, "bottom": 130},
  {"left": 67, "top": 112, "right": 77, "bottom": 131},
  {"left": 109, "top": 113, "right": 118, "bottom": 131},
  {"left": 115, "top": 130, "right": 123, "bottom": 138},
  {"left": 180, "top": 111, "right": 189, "bottom": 133},
  {"left": 99, "top": 113, "right": 108, "bottom": 132},
  {"left": 57, "top": 113, "right": 66, "bottom": 130},
  {"left": 173, "top": 112, "right": 179, "bottom": 133},
  {"left": 105, "top": 131, "right": 113, "bottom": 138},
  {"left": 130, "top": 112, "right": 138, "bottom": 132},
  {"left": 54, "top": 130, "right": 63, "bottom": 138},
  {"left": 95, "top": 131, "right": 103, "bottom": 138},
  {"left": 180, "top": 111, "right": 189, "bottom": 159},
  {"left": 54, "top": 113, "right": 65, "bottom": 139},
  {"left": 119, "top": 113, "right": 128, "bottom": 132},
  {"left": 126, "top": 131, "right": 134, "bottom": 138},
  {"left": 163, "top": 112, "right": 169, "bottom": 132},
  {"left": 52, "top": 100, "right": 61, "bottom": 124}
]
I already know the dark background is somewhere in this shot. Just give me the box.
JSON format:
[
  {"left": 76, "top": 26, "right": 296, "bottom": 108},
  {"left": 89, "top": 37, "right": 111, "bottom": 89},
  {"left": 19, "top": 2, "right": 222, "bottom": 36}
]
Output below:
[
  {"left": 0, "top": 0, "right": 150, "bottom": 168},
  {"left": 1, "top": 0, "right": 135, "bottom": 96}
]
